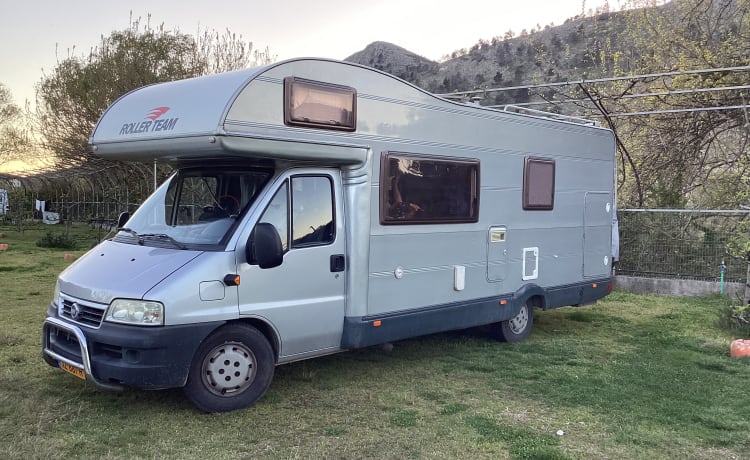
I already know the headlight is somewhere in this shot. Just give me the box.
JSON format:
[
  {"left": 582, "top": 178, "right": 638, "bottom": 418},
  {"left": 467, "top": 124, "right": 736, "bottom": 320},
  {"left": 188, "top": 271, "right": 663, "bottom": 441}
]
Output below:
[
  {"left": 52, "top": 281, "right": 61, "bottom": 307},
  {"left": 105, "top": 299, "right": 164, "bottom": 326}
]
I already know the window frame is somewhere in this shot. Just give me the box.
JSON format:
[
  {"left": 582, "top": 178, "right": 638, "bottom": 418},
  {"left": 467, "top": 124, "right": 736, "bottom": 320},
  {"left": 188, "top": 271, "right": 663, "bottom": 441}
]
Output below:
[
  {"left": 290, "top": 174, "right": 336, "bottom": 249},
  {"left": 522, "top": 157, "right": 556, "bottom": 211},
  {"left": 257, "top": 173, "right": 337, "bottom": 253},
  {"left": 380, "top": 151, "right": 480, "bottom": 225},
  {"left": 283, "top": 77, "right": 357, "bottom": 132}
]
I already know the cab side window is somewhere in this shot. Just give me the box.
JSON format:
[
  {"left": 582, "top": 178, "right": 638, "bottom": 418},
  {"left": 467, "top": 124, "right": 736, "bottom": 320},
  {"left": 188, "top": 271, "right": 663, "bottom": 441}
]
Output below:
[
  {"left": 291, "top": 176, "right": 334, "bottom": 248},
  {"left": 257, "top": 175, "right": 334, "bottom": 251},
  {"left": 258, "top": 183, "right": 289, "bottom": 251}
]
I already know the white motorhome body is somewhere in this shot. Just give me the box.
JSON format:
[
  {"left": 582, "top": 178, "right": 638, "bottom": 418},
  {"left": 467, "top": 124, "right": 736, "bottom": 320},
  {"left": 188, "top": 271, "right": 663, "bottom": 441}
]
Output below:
[{"left": 43, "top": 58, "right": 616, "bottom": 412}]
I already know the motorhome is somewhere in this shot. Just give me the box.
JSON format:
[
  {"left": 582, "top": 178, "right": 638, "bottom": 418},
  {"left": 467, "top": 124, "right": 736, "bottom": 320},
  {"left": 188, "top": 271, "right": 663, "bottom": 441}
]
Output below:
[{"left": 43, "top": 58, "right": 616, "bottom": 412}]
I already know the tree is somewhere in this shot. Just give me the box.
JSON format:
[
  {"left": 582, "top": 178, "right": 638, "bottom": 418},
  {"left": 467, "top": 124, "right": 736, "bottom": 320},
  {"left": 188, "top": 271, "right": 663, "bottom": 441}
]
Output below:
[
  {"left": 35, "top": 16, "right": 273, "bottom": 168},
  {"left": 521, "top": 0, "right": 749, "bottom": 209},
  {"left": 0, "top": 84, "right": 26, "bottom": 162},
  {"left": 727, "top": 187, "right": 750, "bottom": 305},
  {"left": 604, "top": 0, "right": 750, "bottom": 207}
]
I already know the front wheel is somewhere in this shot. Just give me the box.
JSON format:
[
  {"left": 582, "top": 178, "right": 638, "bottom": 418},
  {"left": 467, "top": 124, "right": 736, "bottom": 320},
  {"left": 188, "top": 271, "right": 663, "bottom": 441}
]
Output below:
[
  {"left": 184, "top": 324, "right": 274, "bottom": 413},
  {"left": 494, "top": 303, "right": 534, "bottom": 342}
]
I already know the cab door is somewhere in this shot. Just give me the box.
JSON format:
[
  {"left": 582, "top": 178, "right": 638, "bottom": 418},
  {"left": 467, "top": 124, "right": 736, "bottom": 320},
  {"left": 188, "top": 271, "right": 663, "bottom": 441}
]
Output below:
[{"left": 237, "top": 170, "right": 346, "bottom": 359}]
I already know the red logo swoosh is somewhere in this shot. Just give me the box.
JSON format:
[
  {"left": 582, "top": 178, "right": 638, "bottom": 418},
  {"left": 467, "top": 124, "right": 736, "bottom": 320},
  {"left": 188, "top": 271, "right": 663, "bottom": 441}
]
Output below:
[{"left": 146, "top": 106, "right": 170, "bottom": 120}]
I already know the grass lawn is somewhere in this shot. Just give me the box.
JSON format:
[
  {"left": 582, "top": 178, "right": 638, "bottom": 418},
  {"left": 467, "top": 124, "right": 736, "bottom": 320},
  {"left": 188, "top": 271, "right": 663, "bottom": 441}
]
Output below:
[{"left": 1, "top": 223, "right": 749, "bottom": 459}]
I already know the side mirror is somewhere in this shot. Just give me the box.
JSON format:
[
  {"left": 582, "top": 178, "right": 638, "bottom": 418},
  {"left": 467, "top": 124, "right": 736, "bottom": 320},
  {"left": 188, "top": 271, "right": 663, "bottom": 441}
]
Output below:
[
  {"left": 117, "top": 212, "right": 130, "bottom": 229},
  {"left": 247, "top": 222, "right": 283, "bottom": 269}
]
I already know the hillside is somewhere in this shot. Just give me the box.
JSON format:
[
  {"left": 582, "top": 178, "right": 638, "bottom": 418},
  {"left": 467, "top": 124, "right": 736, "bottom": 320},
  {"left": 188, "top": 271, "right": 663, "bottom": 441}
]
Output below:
[
  {"left": 343, "top": 1, "right": 750, "bottom": 210},
  {"left": 345, "top": 10, "right": 629, "bottom": 105},
  {"left": 344, "top": 41, "right": 438, "bottom": 84}
]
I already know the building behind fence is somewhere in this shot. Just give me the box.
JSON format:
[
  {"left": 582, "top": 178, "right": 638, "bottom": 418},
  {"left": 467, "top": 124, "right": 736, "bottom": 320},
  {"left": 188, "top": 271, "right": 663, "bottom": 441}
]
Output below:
[{"left": 617, "top": 209, "right": 749, "bottom": 285}]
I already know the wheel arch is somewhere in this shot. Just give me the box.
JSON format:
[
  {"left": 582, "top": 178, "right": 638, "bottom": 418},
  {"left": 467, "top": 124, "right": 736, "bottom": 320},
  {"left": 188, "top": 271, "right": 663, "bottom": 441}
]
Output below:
[
  {"left": 513, "top": 283, "right": 547, "bottom": 310},
  {"left": 188, "top": 318, "right": 281, "bottom": 364},
  {"left": 235, "top": 318, "right": 281, "bottom": 363}
]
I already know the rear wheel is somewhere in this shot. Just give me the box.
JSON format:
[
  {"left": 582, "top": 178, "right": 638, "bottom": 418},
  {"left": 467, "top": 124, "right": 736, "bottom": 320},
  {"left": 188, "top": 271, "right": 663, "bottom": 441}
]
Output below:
[
  {"left": 494, "top": 302, "right": 534, "bottom": 342},
  {"left": 184, "top": 324, "right": 274, "bottom": 413}
]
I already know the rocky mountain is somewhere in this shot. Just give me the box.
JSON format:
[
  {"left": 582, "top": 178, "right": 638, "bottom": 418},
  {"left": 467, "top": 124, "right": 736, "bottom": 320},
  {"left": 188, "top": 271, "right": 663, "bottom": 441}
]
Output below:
[
  {"left": 344, "top": 41, "right": 439, "bottom": 85},
  {"left": 345, "top": 10, "right": 629, "bottom": 106}
]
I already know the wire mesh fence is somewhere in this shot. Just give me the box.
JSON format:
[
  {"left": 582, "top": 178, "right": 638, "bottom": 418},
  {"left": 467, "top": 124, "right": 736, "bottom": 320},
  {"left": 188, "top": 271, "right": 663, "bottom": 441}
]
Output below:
[
  {"left": 0, "top": 162, "right": 168, "bottom": 228},
  {"left": 0, "top": 183, "right": 147, "bottom": 227},
  {"left": 617, "top": 209, "right": 749, "bottom": 283},
  {"left": 4, "top": 171, "right": 750, "bottom": 288}
]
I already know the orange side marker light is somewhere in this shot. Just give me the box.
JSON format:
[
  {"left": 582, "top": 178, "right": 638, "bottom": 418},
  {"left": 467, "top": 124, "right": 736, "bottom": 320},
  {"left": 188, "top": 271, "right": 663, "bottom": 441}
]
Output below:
[{"left": 222, "top": 274, "right": 241, "bottom": 286}]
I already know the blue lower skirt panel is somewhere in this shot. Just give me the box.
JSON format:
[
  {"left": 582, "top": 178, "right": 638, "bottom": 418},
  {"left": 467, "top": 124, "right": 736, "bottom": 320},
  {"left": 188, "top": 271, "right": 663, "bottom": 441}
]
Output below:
[{"left": 341, "top": 277, "right": 611, "bottom": 349}]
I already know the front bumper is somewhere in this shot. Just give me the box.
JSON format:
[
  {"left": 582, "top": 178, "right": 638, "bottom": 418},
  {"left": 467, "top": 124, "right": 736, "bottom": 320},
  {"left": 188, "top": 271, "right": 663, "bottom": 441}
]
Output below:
[{"left": 43, "top": 304, "right": 224, "bottom": 390}]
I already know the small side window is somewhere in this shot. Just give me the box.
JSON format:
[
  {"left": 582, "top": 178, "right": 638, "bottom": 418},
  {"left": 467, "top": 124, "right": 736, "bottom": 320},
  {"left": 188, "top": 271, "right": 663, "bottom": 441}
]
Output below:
[
  {"left": 284, "top": 77, "right": 356, "bottom": 131},
  {"left": 523, "top": 157, "right": 555, "bottom": 210}
]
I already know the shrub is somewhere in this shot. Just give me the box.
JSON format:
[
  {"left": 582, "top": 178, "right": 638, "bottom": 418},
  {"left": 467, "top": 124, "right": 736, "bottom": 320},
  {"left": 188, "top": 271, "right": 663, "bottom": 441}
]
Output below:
[
  {"left": 719, "top": 304, "right": 750, "bottom": 337},
  {"left": 36, "top": 232, "right": 77, "bottom": 250}
]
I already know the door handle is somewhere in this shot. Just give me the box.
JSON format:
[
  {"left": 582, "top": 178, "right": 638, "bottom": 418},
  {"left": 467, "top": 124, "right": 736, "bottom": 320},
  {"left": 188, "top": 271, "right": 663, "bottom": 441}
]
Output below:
[{"left": 330, "top": 254, "right": 345, "bottom": 272}]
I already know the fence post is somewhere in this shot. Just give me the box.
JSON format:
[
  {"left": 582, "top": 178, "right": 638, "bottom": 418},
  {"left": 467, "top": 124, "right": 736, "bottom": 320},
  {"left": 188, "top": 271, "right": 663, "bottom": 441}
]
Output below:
[{"left": 745, "top": 261, "right": 750, "bottom": 305}]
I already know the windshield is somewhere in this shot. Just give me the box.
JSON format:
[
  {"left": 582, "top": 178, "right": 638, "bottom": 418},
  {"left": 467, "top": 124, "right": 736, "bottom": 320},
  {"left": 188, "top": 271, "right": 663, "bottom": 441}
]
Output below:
[{"left": 116, "top": 167, "right": 272, "bottom": 248}]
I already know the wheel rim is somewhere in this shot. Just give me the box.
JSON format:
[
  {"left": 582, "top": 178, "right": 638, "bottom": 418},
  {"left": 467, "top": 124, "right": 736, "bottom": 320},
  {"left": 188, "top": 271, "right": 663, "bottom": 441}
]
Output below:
[
  {"left": 201, "top": 341, "right": 257, "bottom": 397},
  {"left": 508, "top": 305, "right": 529, "bottom": 335}
]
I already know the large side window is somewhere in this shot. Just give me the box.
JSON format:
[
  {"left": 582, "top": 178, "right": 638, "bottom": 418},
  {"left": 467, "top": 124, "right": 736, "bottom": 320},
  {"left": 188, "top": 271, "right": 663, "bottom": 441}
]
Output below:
[
  {"left": 380, "top": 152, "right": 479, "bottom": 224},
  {"left": 258, "top": 175, "right": 334, "bottom": 251},
  {"left": 523, "top": 157, "right": 555, "bottom": 210}
]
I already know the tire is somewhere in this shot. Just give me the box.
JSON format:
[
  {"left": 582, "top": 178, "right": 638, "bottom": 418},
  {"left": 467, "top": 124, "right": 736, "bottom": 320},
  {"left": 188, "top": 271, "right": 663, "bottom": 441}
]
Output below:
[
  {"left": 494, "top": 302, "right": 534, "bottom": 343},
  {"left": 184, "top": 324, "right": 274, "bottom": 413}
]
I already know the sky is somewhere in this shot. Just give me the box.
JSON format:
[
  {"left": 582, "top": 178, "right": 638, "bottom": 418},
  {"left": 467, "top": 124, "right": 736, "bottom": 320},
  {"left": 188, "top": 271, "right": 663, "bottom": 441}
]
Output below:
[{"left": 0, "top": 0, "right": 617, "bottom": 107}]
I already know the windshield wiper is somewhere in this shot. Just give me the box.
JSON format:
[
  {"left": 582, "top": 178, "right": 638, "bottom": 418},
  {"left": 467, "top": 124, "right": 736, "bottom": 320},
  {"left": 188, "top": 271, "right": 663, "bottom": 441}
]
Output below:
[
  {"left": 138, "top": 233, "right": 188, "bottom": 250},
  {"left": 118, "top": 227, "right": 139, "bottom": 237},
  {"left": 118, "top": 228, "right": 187, "bottom": 250}
]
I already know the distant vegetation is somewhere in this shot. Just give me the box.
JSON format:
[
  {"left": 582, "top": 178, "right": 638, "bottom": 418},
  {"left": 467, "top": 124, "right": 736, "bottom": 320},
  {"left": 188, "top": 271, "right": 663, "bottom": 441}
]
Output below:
[
  {"left": 0, "top": 16, "right": 276, "bottom": 216},
  {"left": 35, "top": 231, "right": 77, "bottom": 250},
  {"left": 346, "top": 0, "right": 750, "bottom": 261},
  {"left": 1, "top": 1, "right": 748, "bottom": 260},
  {"left": 346, "top": 0, "right": 749, "bottom": 212}
]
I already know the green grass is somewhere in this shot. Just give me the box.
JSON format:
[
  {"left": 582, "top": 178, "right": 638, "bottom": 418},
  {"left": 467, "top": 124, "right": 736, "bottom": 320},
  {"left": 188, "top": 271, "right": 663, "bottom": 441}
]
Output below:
[{"left": 1, "top": 223, "right": 749, "bottom": 459}]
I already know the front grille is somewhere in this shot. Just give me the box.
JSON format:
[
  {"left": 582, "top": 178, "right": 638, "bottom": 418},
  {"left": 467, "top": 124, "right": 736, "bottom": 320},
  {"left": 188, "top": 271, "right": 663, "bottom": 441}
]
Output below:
[
  {"left": 47, "top": 325, "right": 83, "bottom": 363},
  {"left": 59, "top": 295, "right": 106, "bottom": 328}
]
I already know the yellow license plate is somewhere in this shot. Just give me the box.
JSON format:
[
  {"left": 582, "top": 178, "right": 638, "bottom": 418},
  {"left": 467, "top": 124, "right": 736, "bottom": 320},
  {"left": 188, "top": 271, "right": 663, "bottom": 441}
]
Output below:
[{"left": 60, "top": 361, "right": 86, "bottom": 380}]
